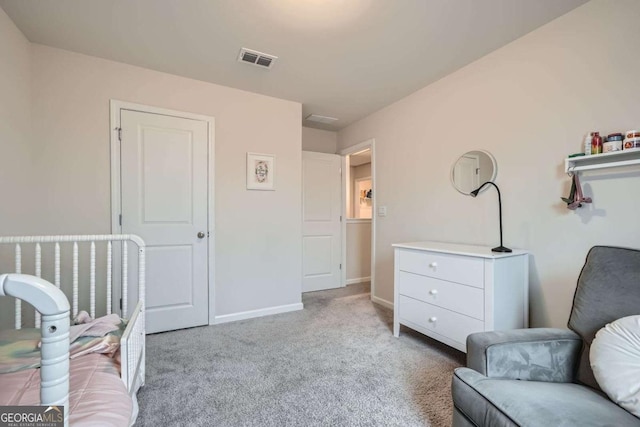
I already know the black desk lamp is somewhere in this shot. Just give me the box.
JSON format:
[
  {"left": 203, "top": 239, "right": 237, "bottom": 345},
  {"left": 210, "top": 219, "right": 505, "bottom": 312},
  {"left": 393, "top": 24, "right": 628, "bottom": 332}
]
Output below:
[{"left": 470, "top": 181, "right": 512, "bottom": 253}]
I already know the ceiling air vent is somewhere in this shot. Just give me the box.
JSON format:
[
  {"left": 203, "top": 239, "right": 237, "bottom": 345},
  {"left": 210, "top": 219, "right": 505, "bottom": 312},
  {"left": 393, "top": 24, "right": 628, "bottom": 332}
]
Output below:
[
  {"left": 238, "top": 48, "right": 278, "bottom": 69},
  {"left": 305, "top": 114, "right": 339, "bottom": 125}
]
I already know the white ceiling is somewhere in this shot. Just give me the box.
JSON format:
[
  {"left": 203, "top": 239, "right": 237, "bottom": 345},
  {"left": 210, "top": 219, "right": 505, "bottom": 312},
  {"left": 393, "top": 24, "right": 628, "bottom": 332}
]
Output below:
[{"left": 0, "top": 0, "right": 588, "bottom": 131}]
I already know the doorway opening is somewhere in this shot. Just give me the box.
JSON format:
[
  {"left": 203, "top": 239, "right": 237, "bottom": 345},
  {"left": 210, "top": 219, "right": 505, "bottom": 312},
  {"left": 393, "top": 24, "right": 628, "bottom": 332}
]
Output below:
[{"left": 340, "top": 139, "right": 376, "bottom": 301}]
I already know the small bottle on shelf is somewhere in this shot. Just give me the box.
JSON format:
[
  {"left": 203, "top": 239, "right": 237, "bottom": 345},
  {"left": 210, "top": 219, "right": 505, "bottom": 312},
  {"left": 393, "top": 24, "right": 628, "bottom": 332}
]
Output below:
[
  {"left": 591, "top": 132, "right": 603, "bottom": 155},
  {"left": 584, "top": 132, "right": 593, "bottom": 155}
]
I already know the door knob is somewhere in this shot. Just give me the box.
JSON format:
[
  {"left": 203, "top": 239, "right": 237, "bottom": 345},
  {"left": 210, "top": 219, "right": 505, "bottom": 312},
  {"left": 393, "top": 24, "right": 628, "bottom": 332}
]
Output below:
[
  {"left": 428, "top": 317, "right": 437, "bottom": 323},
  {"left": 197, "top": 232, "right": 206, "bottom": 239}
]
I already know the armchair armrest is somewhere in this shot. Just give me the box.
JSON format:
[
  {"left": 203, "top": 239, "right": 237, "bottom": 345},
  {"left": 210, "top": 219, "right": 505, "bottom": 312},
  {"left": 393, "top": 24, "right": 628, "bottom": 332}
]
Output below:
[{"left": 467, "top": 328, "right": 582, "bottom": 383}]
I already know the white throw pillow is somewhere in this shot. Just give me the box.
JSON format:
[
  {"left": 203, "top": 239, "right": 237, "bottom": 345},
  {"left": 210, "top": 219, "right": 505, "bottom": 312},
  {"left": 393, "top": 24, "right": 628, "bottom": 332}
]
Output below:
[{"left": 590, "top": 315, "right": 640, "bottom": 418}]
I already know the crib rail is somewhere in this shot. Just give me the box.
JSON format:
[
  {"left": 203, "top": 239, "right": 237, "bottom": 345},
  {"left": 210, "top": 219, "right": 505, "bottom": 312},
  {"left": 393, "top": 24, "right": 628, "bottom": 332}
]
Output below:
[
  {"left": 0, "top": 274, "right": 71, "bottom": 427},
  {"left": 0, "top": 234, "right": 145, "bottom": 329}
]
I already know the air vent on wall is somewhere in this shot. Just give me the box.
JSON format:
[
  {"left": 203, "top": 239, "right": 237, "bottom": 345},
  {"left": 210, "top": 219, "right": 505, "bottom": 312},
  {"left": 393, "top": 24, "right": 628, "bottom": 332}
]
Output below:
[
  {"left": 305, "top": 114, "right": 339, "bottom": 124},
  {"left": 238, "top": 48, "right": 278, "bottom": 69}
]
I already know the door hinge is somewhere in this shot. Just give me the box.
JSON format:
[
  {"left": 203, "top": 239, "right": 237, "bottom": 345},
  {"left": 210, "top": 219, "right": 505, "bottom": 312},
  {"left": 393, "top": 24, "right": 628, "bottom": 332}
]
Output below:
[
  {"left": 339, "top": 263, "right": 342, "bottom": 270},
  {"left": 207, "top": 232, "right": 210, "bottom": 237},
  {"left": 116, "top": 127, "right": 122, "bottom": 142},
  {"left": 119, "top": 298, "right": 123, "bottom": 310},
  {"left": 119, "top": 214, "right": 122, "bottom": 226},
  {"left": 340, "top": 215, "right": 342, "bottom": 222}
]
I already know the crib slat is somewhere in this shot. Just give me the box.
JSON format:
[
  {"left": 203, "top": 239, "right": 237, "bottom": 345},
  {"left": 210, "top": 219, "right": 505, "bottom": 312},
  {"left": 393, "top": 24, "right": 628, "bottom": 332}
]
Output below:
[
  {"left": 35, "top": 243, "right": 42, "bottom": 277},
  {"left": 122, "top": 242, "right": 128, "bottom": 317},
  {"left": 90, "top": 241, "right": 96, "bottom": 318},
  {"left": 73, "top": 242, "right": 79, "bottom": 318},
  {"left": 15, "top": 244, "right": 22, "bottom": 329},
  {"left": 35, "top": 243, "right": 42, "bottom": 328},
  {"left": 107, "top": 241, "right": 112, "bottom": 315},
  {"left": 54, "top": 243, "right": 61, "bottom": 288},
  {"left": 15, "top": 244, "right": 22, "bottom": 274}
]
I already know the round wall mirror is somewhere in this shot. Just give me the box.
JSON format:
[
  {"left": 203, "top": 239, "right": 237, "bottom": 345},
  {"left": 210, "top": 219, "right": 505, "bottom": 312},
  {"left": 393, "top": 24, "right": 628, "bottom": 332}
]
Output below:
[{"left": 451, "top": 150, "right": 497, "bottom": 195}]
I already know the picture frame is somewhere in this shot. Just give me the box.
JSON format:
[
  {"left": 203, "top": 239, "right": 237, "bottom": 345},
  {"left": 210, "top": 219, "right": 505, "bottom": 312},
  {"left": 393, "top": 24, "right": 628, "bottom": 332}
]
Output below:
[{"left": 246, "top": 152, "right": 275, "bottom": 190}]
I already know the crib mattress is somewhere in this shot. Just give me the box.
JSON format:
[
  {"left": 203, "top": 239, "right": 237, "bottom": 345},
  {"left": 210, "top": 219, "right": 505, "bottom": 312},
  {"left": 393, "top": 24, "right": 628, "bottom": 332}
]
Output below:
[{"left": 0, "top": 353, "right": 132, "bottom": 426}]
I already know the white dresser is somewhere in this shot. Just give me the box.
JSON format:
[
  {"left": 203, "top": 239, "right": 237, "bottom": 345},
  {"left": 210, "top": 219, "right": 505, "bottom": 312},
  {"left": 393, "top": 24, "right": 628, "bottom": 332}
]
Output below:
[{"left": 393, "top": 241, "right": 528, "bottom": 352}]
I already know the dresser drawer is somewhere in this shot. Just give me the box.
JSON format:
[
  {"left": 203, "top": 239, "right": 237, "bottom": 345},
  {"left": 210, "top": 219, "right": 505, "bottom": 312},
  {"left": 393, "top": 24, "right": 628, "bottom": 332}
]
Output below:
[
  {"left": 397, "top": 271, "right": 484, "bottom": 320},
  {"left": 398, "top": 295, "right": 484, "bottom": 346},
  {"left": 397, "top": 249, "right": 484, "bottom": 288}
]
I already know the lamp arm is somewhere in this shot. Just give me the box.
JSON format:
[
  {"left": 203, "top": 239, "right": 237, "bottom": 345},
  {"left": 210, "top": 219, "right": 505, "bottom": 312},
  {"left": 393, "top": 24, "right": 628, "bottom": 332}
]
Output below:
[
  {"left": 494, "top": 183, "right": 503, "bottom": 248},
  {"left": 471, "top": 181, "right": 506, "bottom": 250}
]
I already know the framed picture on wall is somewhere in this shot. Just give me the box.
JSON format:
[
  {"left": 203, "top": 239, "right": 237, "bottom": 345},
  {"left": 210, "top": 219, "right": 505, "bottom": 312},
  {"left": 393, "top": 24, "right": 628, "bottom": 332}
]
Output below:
[{"left": 247, "top": 152, "right": 275, "bottom": 190}]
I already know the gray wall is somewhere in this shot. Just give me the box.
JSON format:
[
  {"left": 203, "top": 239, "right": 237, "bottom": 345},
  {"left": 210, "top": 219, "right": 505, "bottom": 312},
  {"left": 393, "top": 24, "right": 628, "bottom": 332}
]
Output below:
[
  {"left": 0, "top": 20, "right": 303, "bottom": 324},
  {"left": 338, "top": 0, "right": 640, "bottom": 328},
  {"left": 30, "top": 44, "right": 302, "bottom": 318},
  {"left": 0, "top": 8, "right": 32, "bottom": 235},
  {"left": 0, "top": 8, "right": 33, "bottom": 326},
  {"left": 302, "top": 127, "right": 337, "bottom": 153},
  {"left": 346, "top": 221, "right": 371, "bottom": 282}
]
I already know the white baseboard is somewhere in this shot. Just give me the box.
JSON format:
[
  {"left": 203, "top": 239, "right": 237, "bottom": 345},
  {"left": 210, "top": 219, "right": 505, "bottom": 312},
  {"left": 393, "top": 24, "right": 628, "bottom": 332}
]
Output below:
[
  {"left": 346, "top": 276, "right": 371, "bottom": 285},
  {"left": 214, "top": 302, "right": 304, "bottom": 325},
  {"left": 371, "top": 295, "right": 393, "bottom": 310}
]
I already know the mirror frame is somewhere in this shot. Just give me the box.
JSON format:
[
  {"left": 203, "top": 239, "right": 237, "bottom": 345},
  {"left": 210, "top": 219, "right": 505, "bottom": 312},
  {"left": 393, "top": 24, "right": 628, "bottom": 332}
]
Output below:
[{"left": 450, "top": 150, "right": 497, "bottom": 195}]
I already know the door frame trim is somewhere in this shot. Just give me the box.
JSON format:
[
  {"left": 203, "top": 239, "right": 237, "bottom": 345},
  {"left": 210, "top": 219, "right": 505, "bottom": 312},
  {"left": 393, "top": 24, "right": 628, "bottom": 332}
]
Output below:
[
  {"left": 109, "top": 100, "right": 216, "bottom": 325},
  {"left": 339, "top": 139, "right": 377, "bottom": 304}
]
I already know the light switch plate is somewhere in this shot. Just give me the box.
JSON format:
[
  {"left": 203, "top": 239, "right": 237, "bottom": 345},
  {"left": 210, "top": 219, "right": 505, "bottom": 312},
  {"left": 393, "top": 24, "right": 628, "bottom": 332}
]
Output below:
[{"left": 378, "top": 206, "right": 387, "bottom": 217}]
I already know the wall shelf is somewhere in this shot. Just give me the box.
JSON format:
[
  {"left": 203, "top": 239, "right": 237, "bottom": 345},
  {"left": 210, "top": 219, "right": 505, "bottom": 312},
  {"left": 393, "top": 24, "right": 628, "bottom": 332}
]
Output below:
[{"left": 565, "top": 148, "right": 640, "bottom": 173}]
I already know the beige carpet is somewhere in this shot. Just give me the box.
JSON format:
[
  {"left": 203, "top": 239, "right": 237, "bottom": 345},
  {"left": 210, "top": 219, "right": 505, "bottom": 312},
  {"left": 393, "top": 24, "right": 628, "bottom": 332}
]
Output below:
[{"left": 136, "top": 283, "right": 465, "bottom": 426}]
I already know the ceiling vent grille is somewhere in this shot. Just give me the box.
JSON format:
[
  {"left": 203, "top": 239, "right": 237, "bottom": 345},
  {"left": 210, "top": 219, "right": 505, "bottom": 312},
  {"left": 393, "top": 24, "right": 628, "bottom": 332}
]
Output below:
[
  {"left": 305, "top": 114, "right": 339, "bottom": 124},
  {"left": 238, "top": 48, "right": 278, "bottom": 69}
]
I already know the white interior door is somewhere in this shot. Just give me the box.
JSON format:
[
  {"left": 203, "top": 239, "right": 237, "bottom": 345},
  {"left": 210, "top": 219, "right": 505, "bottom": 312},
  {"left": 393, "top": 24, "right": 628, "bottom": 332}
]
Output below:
[
  {"left": 302, "top": 151, "right": 342, "bottom": 292},
  {"left": 120, "top": 109, "right": 209, "bottom": 333},
  {"left": 453, "top": 154, "right": 479, "bottom": 194}
]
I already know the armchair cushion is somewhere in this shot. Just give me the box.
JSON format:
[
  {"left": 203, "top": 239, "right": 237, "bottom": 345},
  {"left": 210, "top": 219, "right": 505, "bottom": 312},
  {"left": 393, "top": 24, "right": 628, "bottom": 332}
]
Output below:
[
  {"left": 568, "top": 246, "right": 640, "bottom": 390},
  {"left": 452, "top": 367, "right": 640, "bottom": 427},
  {"left": 467, "top": 328, "right": 582, "bottom": 382}
]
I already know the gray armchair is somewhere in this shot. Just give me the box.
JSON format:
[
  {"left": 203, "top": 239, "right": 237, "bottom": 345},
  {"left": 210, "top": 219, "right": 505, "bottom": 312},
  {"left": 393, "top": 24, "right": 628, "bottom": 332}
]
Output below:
[{"left": 452, "top": 246, "right": 640, "bottom": 426}]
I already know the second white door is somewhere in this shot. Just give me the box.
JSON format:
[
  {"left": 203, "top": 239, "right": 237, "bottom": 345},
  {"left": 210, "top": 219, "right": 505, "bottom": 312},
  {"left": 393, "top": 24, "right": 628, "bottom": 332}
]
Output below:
[
  {"left": 302, "top": 151, "right": 342, "bottom": 292},
  {"left": 120, "top": 109, "right": 210, "bottom": 333}
]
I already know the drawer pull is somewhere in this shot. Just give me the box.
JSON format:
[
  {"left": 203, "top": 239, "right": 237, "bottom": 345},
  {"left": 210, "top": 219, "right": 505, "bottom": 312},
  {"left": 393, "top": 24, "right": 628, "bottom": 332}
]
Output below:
[
  {"left": 428, "top": 317, "right": 437, "bottom": 323},
  {"left": 429, "top": 262, "right": 438, "bottom": 268},
  {"left": 429, "top": 289, "right": 438, "bottom": 296}
]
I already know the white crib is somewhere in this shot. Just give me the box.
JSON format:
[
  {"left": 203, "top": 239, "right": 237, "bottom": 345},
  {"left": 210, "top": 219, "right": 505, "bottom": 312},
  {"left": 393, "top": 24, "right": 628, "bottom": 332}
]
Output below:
[{"left": 0, "top": 234, "right": 146, "bottom": 426}]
